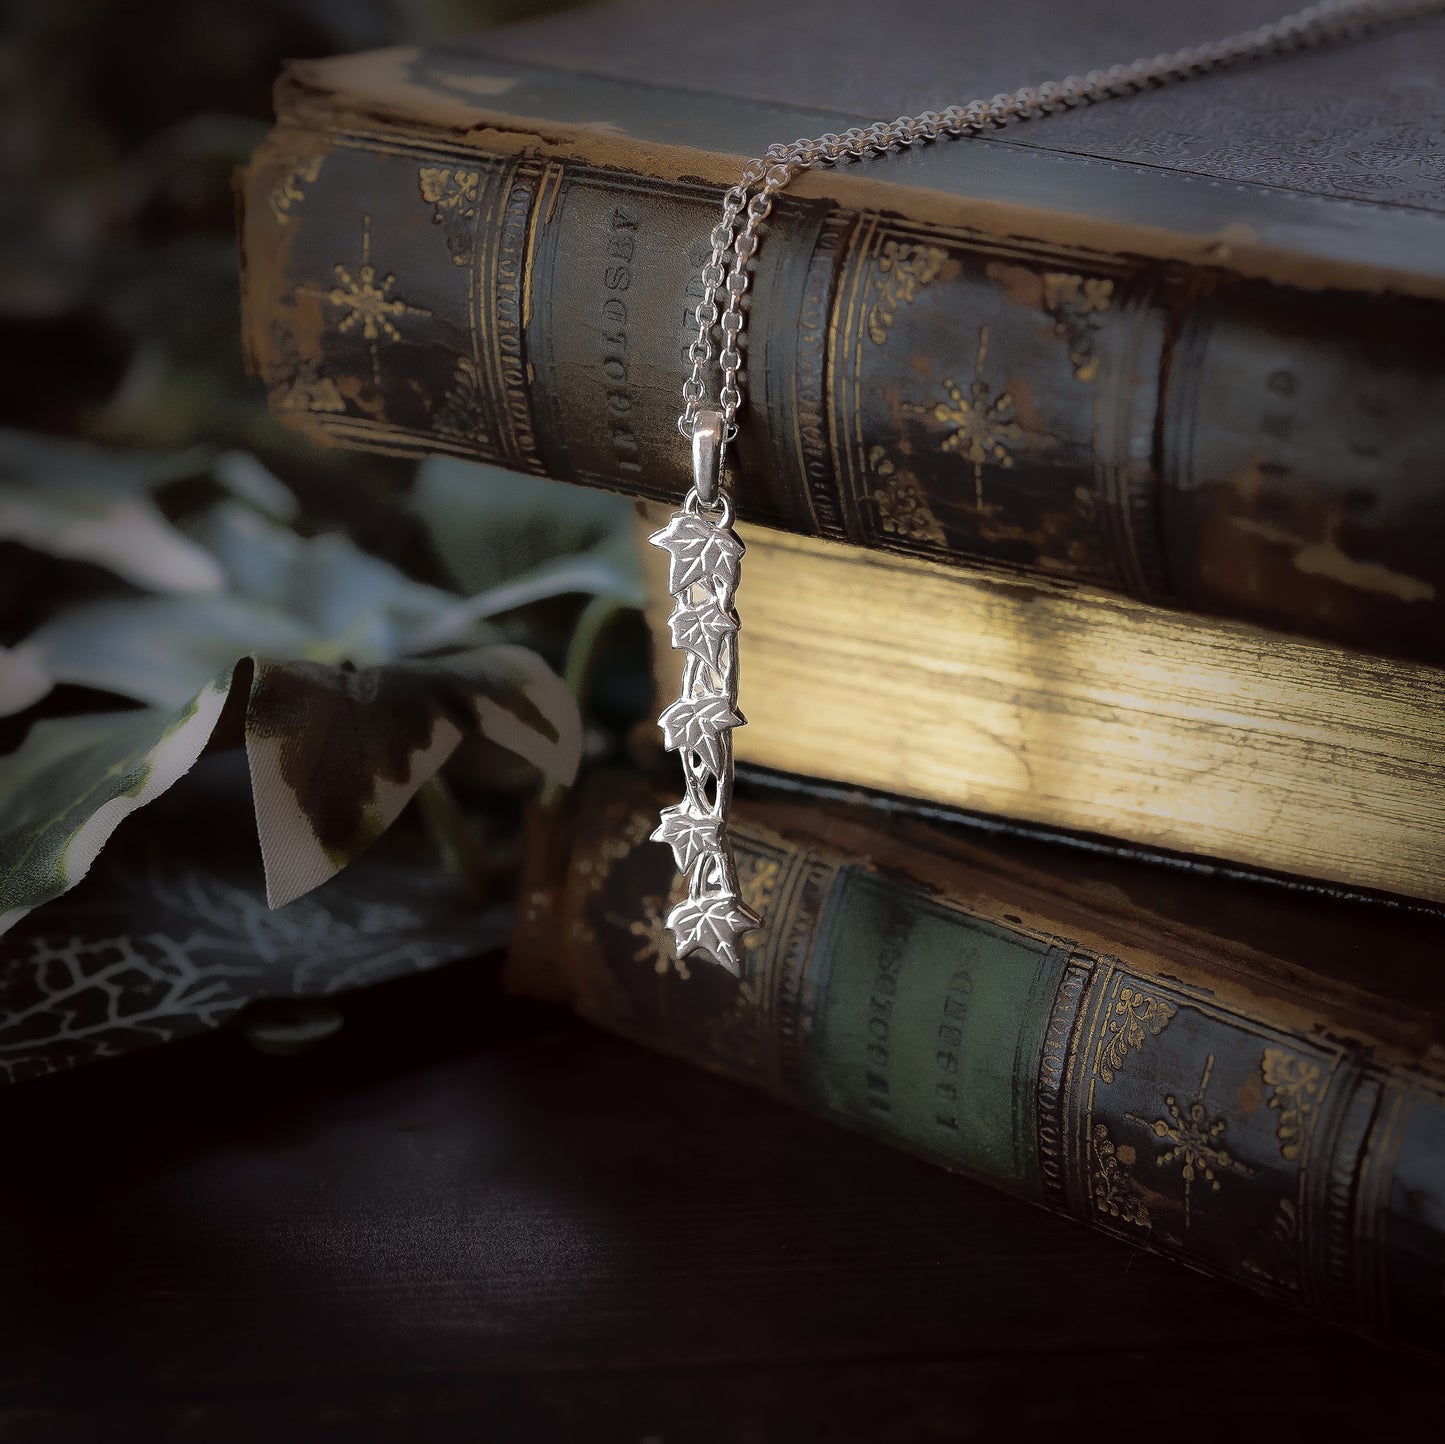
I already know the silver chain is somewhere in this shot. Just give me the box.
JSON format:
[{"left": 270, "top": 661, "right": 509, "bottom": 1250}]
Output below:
[
  {"left": 654, "top": 0, "right": 1444, "bottom": 974},
  {"left": 678, "top": 0, "right": 1445, "bottom": 446}
]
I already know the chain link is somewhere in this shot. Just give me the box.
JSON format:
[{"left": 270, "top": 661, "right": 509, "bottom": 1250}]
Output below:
[{"left": 677, "top": 0, "right": 1445, "bottom": 445}]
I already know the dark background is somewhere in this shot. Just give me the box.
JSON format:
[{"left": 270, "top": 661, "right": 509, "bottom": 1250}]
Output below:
[
  {"left": 2, "top": 3, "right": 1443, "bottom": 1438},
  {"left": 6, "top": 957, "right": 1445, "bottom": 1443},
  {"left": 1, "top": 0, "right": 580, "bottom": 592}
]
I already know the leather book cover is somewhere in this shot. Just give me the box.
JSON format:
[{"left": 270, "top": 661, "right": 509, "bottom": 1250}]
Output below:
[
  {"left": 238, "top": 1, "right": 1445, "bottom": 665},
  {"left": 510, "top": 767, "right": 1445, "bottom": 1353}
]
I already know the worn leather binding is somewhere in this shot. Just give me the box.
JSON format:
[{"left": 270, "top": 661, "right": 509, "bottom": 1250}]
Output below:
[
  {"left": 238, "top": 23, "right": 1445, "bottom": 667},
  {"left": 510, "top": 769, "right": 1445, "bottom": 1353}
]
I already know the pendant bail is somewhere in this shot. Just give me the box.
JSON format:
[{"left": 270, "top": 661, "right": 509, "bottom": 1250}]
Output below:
[{"left": 691, "top": 409, "right": 725, "bottom": 507}]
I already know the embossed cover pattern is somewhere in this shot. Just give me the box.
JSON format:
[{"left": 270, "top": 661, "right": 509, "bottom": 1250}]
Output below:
[
  {"left": 512, "top": 771, "right": 1445, "bottom": 1352},
  {"left": 241, "top": 31, "right": 1445, "bottom": 664}
]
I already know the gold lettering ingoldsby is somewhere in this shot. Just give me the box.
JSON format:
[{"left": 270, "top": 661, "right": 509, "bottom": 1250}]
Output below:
[
  {"left": 601, "top": 205, "right": 642, "bottom": 478},
  {"left": 863, "top": 910, "right": 911, "bottom": 1114},
  {"left": 931, "top": 965, "right": 975, "bottom": 1133}
]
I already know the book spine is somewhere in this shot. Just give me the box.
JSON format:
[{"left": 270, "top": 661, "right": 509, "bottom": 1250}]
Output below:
[
  {"left": 512, "top": 780, "right": 1445, "bottom": 1353},
  {"left": 240, "top": 114, "right": 1445, "bottom": 666}
]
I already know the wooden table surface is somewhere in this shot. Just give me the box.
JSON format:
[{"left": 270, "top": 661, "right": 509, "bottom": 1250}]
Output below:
[{"left": 1, "top": 960, "right": 1440, "bottom": 1441}]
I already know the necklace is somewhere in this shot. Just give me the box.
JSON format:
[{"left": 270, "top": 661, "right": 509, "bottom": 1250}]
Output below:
[{"left": 647, "top": 0, "right": 1443, "bottom": 974}]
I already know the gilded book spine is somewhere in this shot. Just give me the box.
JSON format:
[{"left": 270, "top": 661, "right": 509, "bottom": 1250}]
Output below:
[
  {"left": 240, "top": 104, "right": 1445, "bottom": 666},
  {"left": 512, "top": 776, "right": 1445, "bottom": 1353}
]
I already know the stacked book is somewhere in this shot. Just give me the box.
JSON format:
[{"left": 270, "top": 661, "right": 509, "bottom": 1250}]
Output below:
[{"left": 237, "top": 1, "right": 1445, "bottom": 1351}]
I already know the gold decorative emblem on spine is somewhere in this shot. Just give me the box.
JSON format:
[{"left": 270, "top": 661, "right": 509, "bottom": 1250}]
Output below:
[
  {"left": 1272, "top": 1195, "right": 1299, "bottom": 1245},
  {"left": 419, "top": 166, "right": 481, "bottom": 266},
  {"left": 737, "top": 855, "right": 782, "bottom": 945},
  {"left": 867, "top": 240, "right": 948, "bottom": 345},
  {"left": 268, "top": 155, "right": 323, "bottom": 224},
  {"left": 1097, "top": 984, "right": 1176, "bottom": 1084},
  {"left": 267, "top": 324, "right": 344, "bottom": 415},
  {"left": 1260, "top": 1046, "right": 1325, "bottom": 1161},
  {"left": 907, "top": 325, "right": 1025, "bottom": 511},
  {"left": 1126, "top": 1053, "right": 1255, "bottom": 1229},
  {"left": 623, "top": 895, "right": 678, "bottom": 974},
  {"left": 1089, "top": 1122, "right": 1151, "bottom": 1228},
  {"left": 867, "top": 446, "right": 946, "bottom": 545},
  {"left": 433, "top": 356, "right": 491, "bottom": 445},
  {"left": 582, "top": 808, "right": 660, "bottom": 951},
  {"left": 275, "top": 367, "right": 345, "bottom": 415},
  {"left": 326, "top": 224, "right": 424, "bottom": 340},
  {"left": 299, "top": 217, "right": 432, "bottom": 387},
  {"left": 1042, "top": 272, "right": 1114, "bottom": 381}
]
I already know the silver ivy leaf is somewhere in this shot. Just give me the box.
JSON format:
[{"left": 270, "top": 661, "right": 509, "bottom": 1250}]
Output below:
[
  {"left": 647, "top": 511, "right": 744, "bottom": 605},
  {"left": 650, "top": 803, "right": 722, "bottom": 874},
  {"left": 667, "top": 593, "right": 738, "bottom": 672},
  {"left": 666, "top": 891, "right": 761, "bottom": 975},
  {"left": 657, "top": 694, "right": 745, "bottom": 776}
]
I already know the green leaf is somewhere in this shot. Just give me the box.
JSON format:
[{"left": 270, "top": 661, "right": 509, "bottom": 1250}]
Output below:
[
  {"left": 0, "top": 673, "right": 233, "bottom": 933},
  {"left": 0, "top": 481, "right": 223, "bottom": 593},
  {"left": 0, "top": 428, "right": 218, "bottom": 593},
  {"left": 0, "top": 428, "right": 209, "bottom": 493},
  {"left": 17, "top": 503, "right": 476, "bottom": 712},
  {"left": 24, "top": 594, "right": 311, "bottom": 709},
  {"left": 0, "top": 754, "right": 512, "bottom": 1082},
  {"left": 188, "top": 501, "right": 458, "bottom": 661},
  {"left": 412, "top": 456, "right": 640, "bottom": 597},
  {"left": 0, "top": 643, "right": 52, "bottom": 717},
  {"left": 12, "top": 469, "right": 643, "bottom": 716},
  {"left": 244, "top": 644, "right": 580, "bottom": 907},
  {"left": 403, "top": 532, "right": 644, "bottom": 652},
  {"left": 0, "top": 637, "right": 578, "bottom": 929},
  {"left": 0, "top": 450, "right": 604, "bottom": 927},
  {"left": 212, "top": 451, "right": 300, "bottom": 522}
]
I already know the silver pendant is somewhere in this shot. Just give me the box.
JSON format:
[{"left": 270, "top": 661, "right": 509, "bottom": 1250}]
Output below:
[{"left": 649, "top": 410, "right": 760, "bottom": 974}]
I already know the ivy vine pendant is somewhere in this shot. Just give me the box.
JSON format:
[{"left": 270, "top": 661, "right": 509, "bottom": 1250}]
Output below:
[{"left": 649, "top": 410, "right": 760, "bottom": 974}]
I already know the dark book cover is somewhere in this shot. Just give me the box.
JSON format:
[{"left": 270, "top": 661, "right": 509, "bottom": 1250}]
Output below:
[
  {"left": 239, "top": 0, "right": 1445, "bottom": 664},
  {"left": 510, "top": 767, "right": 1445, "bottom": 1353}
]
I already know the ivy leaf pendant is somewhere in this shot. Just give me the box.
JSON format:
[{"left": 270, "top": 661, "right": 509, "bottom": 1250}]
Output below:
[
  {"left": 667, "top": 592, "right": 738, "bottom": 672},
  {"left": 649, "top": 411, "right": 760, "bottom": 973},
  {"left": 657, "top": 693, "right": 744, "bottom": 778},
  {"left": 651, "top": 803, "right": 723, "bottom": 874},
  {"left": 647, "top": 510, "right": 744, "bottom": 607},
  {"left": 666, "top": 891, "right": 763, "bottom": 977}
]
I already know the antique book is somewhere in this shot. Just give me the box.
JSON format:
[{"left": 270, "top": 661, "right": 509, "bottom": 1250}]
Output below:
[
  {"left": 637, "top": 505, "right": 1445, "bottom": 903},
  {"left": 238, "top": 1, "right": 1445, "bottom": 667},
  {"left": 509, "top": 767, "right": 1445, "bottom": 1353}
]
